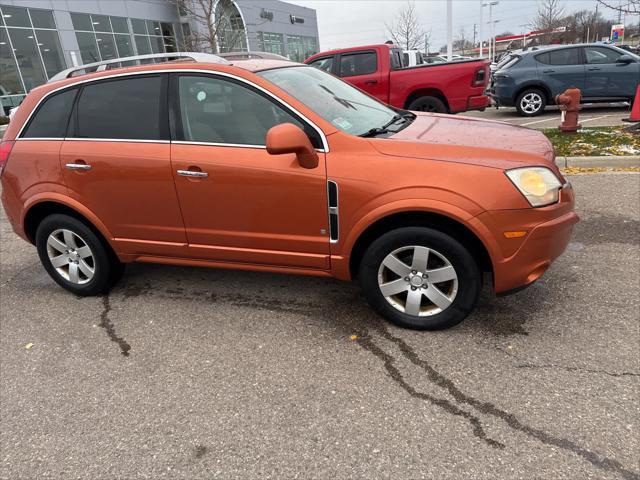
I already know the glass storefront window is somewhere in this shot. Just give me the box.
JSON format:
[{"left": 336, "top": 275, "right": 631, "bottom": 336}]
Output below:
[
  {"left": 34, "top": 29, "right": 65, "bottom": 78},
  {"left": 258, "top": 32, "right": 284, "bottom": 56},
  {"left": 134, "top": 35, "right": 151, "bottom": 55},
  {"left": 131, "top": 19, "right": 147, "bottom": 35},
  {"left": 1, "top": 5, "right": 31, "bottom": 28},
  {"left": 95, "top": 33, "right": 117, "bottom": 60},
  {"left": 149, "top": 36, "right": 164, "bottom": 53},
  {"left": 29, "top": 9, "right": 56, "bottom": 29},
  {"left": 91, "top": 15, "right": 111, "bottom": 33},
  {"left": 7, "top": 28, "right": 47, "bottom": 90},
  {"left": 110, "top": 17, "right": 129, "bottom": 34},
  {"left": 0, "top": 27, "right": 24, "bottom": 95},
  {"left": 146, "top": 21, "right": 161, "bottom": 36},
  {"left": 286, "top": 35, "right": 318, "bottom": 62},
  {"left": 114, "top": 34, "right": 134, "bottom": 57},
  {"left": 71, "top": 12, "right": 92, "bottom": 31},
  {"left": 76, "top": 31, "right": 100, "bottom": 63}
]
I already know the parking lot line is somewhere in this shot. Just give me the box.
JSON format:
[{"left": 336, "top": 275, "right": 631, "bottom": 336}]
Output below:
[
  {"left": 580, "top": 115, "right": 611, "bottom": 124},
  {"left": 521, "top": 117, "right": 559, "bottom": 126}
]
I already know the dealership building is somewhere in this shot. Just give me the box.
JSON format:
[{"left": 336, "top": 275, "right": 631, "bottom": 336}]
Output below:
[{"left": 0, "top": 0, "right": 320, "bottom": 114}]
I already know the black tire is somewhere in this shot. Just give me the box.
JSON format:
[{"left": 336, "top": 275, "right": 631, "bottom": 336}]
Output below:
[
  {"left": 407, "top": 96, "right": 448, "bottom": 113},
  {"left": 35, "top": 214, "right": 124, "bottom": 296},
  {"left": 515, "top": 88, "right": 547, "bottom": 117},
  {"left": 358, "top": 227, "right": 481, "bottom": 330}
]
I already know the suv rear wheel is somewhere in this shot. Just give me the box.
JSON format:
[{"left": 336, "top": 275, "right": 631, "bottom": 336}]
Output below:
[
  {"left": 35, "top": 214, "right": 124, "bottom": 296},
  {"left": 358, "top": 227, "right": 481, "bottom": 330},
  {"left": 516, "top": 88, "right": 547, "bottom": 116}
]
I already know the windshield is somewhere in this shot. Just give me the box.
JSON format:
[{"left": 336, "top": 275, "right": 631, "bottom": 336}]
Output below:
[{"left": 258, "top": 66, "right": 398, "bottom": 136}]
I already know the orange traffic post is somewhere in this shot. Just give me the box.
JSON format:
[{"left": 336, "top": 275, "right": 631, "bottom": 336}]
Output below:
[
  {"left": 555, "top": 88, "right": 581, "bottom": 133},
  {"left": 622, "top": 85, "right": 640, "bottom": 123}
]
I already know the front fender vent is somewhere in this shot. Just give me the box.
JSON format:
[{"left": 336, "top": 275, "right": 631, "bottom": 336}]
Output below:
[{"left": 327, "top": 180, "right": 339, "bottom": 243}]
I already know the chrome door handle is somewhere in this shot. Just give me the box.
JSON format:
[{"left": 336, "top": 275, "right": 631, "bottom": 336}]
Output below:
[
  {"left": 177, "top": 169, "right": 208, "bottom": 178},
  {"left": 65, "top": 163, "right": 92, "bottom": 171}
]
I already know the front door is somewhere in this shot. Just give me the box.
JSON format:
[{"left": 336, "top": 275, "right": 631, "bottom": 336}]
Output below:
[
  {"left": 582, "top": 46, "right": 639, "bottom": 99},
  {"left": 170, "top": 73, "right": 330, "bottom": 269},
  {"left": 61, "top": 74, "right": 187, "bottom": 257}
]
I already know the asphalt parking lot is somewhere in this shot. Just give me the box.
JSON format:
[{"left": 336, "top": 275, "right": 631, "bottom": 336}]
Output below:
[
  {"left": 466, "top": 103, "right": 632, "bottom": 129},
  {"left": 1, "top": 173, "right": 638, "bottom": 480}
]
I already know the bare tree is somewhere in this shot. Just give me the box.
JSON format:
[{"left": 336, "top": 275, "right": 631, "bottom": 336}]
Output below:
[
  {"left": 453, "top": 27, "right": 473, "bottom": 55},
  {"left": 533, "top": 0, "right": 565, "bottom": 29},
  {"left": 563, "top": 9, "right": 612, "bottom": 43},
  {"left": 172, "top": 0, "right": 246, "bottom": 53},
  {"left": 596, "top": 0, "right": 639, "bottom": 14},
  {"left": 385, "top": 2, "right": 425, "bottom": 50}
]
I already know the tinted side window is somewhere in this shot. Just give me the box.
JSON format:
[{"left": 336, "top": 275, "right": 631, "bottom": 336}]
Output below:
[
  {"left": 22, "top": 88, "right": 77, "bottom": 138},
  {"left": 309, "top": 56, "right": 334, "bottom": 72},
  {"left": 76, "top": 75, "right": 164, "bottom": 140},
  {"left": 176, "top": 75, "right": 317, "bottom": 147},
  {"left": 340, "top": 52, "right": 377, "bottom": 77},
  {"left": 536, "top": 49, "right": 581, "bottom": 66},
  {"left": 584, "top": 47, "right": 621, "bottom": 64}
]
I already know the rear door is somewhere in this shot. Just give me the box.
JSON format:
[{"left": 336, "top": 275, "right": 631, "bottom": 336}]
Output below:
[
  {"left": 582, "top": 46, "right": 639, "bottom": 99},
  {"left": 60, "top": 74, "right": 187, "bottom": 257},
  {"left": 337, "top": 50, "right": 386, "bottom": 100},
  {"left": 535, "top": 47, "right": 585, "bottom": 98}
]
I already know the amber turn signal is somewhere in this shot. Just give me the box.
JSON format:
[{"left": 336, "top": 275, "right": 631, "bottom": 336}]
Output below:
[{"left": 503, "top": 231, "right": 527, "bottom": 238}]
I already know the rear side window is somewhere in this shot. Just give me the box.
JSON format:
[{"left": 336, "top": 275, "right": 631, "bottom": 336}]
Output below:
[
  {"left": 339, "top": 52, "right": 377, "bottom": 77},
  {"left": 22, "top": 88, "right": 78, "bottom": 138},
  {"left": 308, "top": 56, "right": 334, "bottom": 72},
  {"left": 536, "top": 49, "right": 581, "bottom": 66},
  {"left": 75, "top": 75, "right": 165, "bottom": 140}
]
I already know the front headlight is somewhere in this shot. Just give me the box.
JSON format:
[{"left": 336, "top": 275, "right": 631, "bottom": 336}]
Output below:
[{"left": 505, "top": 167, "right": 562, "bottom": 207}]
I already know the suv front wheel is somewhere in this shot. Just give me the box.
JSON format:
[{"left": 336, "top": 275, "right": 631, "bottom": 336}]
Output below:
[
  {"left": 515, "top": 88, "right": 547, "bottom": 116},
  {"left": 36, "top": 214, "right": 124, "bottom": 296},
  {"left": 358, "top": 227, "right": 481, "bottom": 330}
]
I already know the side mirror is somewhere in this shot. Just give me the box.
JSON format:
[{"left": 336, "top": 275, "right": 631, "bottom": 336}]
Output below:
[
  {"left": 617, "top": 54, "right": 634, "bottom": 64},
  {"left": 266, "top": 123, "right": 319, "bottom": 169}
]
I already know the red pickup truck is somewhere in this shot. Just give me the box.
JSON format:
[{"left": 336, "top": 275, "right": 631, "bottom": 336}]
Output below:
[{"left": 305, "top": 44, "right": 490, "bottom": 114}]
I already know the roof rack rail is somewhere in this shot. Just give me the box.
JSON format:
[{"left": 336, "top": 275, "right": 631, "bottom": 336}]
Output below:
[
  {"left": 48, "top": 52, "right": 231, "bottom": 82},
  {"left": 218, "top": 51, "right": 289, "bottom": 61}
]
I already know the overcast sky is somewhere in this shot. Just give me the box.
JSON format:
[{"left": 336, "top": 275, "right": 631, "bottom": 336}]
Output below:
[{"left": 290, "top": 0, "right": 638, "bottom": 52}]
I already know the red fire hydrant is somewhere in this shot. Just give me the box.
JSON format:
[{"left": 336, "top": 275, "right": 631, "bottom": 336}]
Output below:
[{"left": 555, "top": 88, "right": 581, "bottom": 133}]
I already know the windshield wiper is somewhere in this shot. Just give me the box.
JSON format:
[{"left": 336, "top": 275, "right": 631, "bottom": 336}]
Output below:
[{"left": 359, "top": 114, "right": 409, "bottom": 137}]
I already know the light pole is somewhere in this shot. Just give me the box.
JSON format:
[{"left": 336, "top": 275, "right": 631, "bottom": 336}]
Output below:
[
  {"left": 489, "top": 19, "right": 499, "bottom": 60},
  {"left": 446, "top": 0, "right": 453, "bottom": 61},
  {"left": 519, "top": 23, "right": 529, "bottom": 49},
  {"left": 482, "top": 1, "right": 498, "bottom": 60}
]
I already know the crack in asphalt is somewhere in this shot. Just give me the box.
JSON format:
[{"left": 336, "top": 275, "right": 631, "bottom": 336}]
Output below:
[
  {"left": 107, "top": 279, "right": 639, "bottom": 478},
  {"left": 99, "top": 295, "right": 131, "bottom": 357},
  {"left": 357, "top": 334, "right": 505, "bottom": 449},
  {"left": 514, "top": 362, "right": 640, "bottom": 378},
  {"left": 367, "top": 323, "right": 640, "bottom": 480}
]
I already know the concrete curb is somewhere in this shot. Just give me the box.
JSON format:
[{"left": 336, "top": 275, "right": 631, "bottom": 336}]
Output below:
[{"left": 555, "top": 155, "right": 640, "bottom": 168}]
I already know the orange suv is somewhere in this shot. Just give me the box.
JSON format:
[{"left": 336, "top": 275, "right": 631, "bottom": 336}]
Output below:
[{"left": 0, "top": 53, "right": 578, "bottom": 330}]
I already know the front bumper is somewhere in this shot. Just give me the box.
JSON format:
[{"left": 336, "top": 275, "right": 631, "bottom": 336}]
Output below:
[{"left": 474, "top": 183, "right": 578, "bottom": 294}]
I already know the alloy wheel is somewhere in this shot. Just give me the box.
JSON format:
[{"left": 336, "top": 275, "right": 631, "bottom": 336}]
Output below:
[
  {"left": 520, "top": 92, "right": 543, "bottom": 114},
  {"left": 377, "top": 245, "right": 458, "bottom": 317},
  {"left": 46, "top": 229, "right": 95, "bottom": 284}
]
